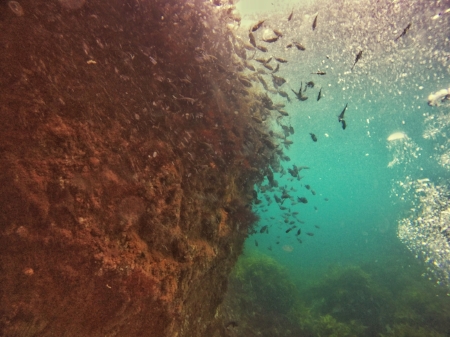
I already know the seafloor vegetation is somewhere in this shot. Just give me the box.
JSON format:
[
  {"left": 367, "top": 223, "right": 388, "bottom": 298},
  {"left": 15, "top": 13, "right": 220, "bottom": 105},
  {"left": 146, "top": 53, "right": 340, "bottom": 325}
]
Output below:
[{"left": 223, "top": 245, "right": 450, "bottom": 337}]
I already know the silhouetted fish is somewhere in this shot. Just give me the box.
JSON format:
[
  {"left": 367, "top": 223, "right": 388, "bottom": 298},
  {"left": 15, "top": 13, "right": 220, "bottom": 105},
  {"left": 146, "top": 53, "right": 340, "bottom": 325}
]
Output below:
[
  {"left": 394, "top": 23, "right": 411, "bottom": 42},
  {"left": 293, "top": 42, "right": 306, "bottom": 50},
  {"left": 351, "top": 50, "right": 363, "bottom": 70},
  {"left": 338, "top": 103, "right": 348, "bottom": 122},
  {"left": 275, "top": 57, "right": 288, "bottom": 63},
  {"left": 272, "top": 63, "right": 280, "bottom": 73},
  {"left": 291, "top": 82, "right": 308, "bottom": 101},
  {"left": 263, "top": 36, "right": 279, "bottom": 43},
  {"left": 312, "top": 14, "right": 318, "bottom": 30},
  {"left": 272, "top": 74, "right": 286, "bottom": 87},
  {"left": 314, "top": 225, "right": 320, "bottom": 229},
  {"left": 296, "top": 228, "right": 301, "bottom": 236},
  {"left": 317, "top": 88, "right": 322, "bottom": 101},
  {"left": 310, "top": 133, "right": 317, "bottom": 142},
  {"left": 255, "top": 240, "right": 259, "bottom": 246},
  {"left": 257, "top": 45, "right": 268, "bottom": 52},
  {"left": 249, "top": 32, "right": 256, "bottom": 47},
  {"left": 251, "top": 20, "right": 265, "bottom": 32},
  {"left": 273, "top": 29, "right": 283, "bottom": 37},
  {"left": 288, "top": 9, "right": 293, "bottom": 21},
  {"left": 278, "top": 90, "right": 291, "bottom": 102},
  {"left": 311, "top": 71, "right": 326, "bottom": 75},
  {"left": 306, "top": 232, "right": 314, "bottom": 236},
  {"left": 286, "top": 226, "right": 296, "bottom": 233},
  {"left": 298, "top": 197, "right": 308, "bottom": 203},
  {"left": 260, "top": 225, "right": 268, "bottom": 233}
]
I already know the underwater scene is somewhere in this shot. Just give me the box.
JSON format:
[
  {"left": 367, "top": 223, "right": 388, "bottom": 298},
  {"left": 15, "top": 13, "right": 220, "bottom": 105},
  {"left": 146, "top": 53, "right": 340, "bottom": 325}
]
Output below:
[
  {"left": 1, "top": 0, "right": 450, "bottom": 335},
  {"left": 223, "top": 0, "right": 450, "bottom": 336}
]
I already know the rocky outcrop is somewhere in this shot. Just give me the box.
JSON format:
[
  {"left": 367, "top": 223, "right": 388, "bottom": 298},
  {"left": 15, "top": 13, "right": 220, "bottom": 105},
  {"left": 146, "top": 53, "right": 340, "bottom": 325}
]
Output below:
[{"left": 0, "top": 0, "right": 277, "bottom": 336}]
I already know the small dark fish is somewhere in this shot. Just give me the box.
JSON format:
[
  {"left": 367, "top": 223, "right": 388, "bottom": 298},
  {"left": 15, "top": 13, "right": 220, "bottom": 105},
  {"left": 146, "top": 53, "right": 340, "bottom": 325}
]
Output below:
[
  {"left": 291, "top": 82, "right": 308, "bottom": 101},
  {"left": 288, "top": 9, "right": 293, "bottom": 21},
  {"left": 317, "top": 88, "right": 322, "bottom": 101},
  {"left": 273, "top": 29, "right": 283, "bottom": 37},
  {"left": 286, "top": 43, "right": 293, "bottom": 48},
  {"left": 263, "top": 36, "right": 279, "bottom": 43},
  {"left": 314, "top": 206, "right": 318, "bottom": 211},
  {"left": 297, "top": 238, "right": 303, "bottom": 244},
  {"left": 293, "top": 42, "right": 306, "bottom": 50},
  {"left": 306, "top": 232, "right": 314, "bottom": 236},
  {"left": 338, "top": 103, "right": 348, "bottom": 122},
  {"left": 296, "top": 228, "right": 301, "bottom": 236},
  {"left": 275, "top": 57, "right": 288, "bottom": 63},
  {"left": 260, "top": 225, "right": 268, "bottom": 233},
  {"left": 351, "top": 50, "right": 363, "bottom": 70},
  {"left": 286, "top": 226, "right": 296, "bottom": 233},
  {"left": 298, "top": 197, "right": 308, "bottom": 204},
  {"left": 255, "top": 57, "right": 269, "bottom": 63},
  {"left": 311, "top": 71, "right": 326, "bottom": 75},
  {"left": 289, "top": 126, "right": 294, "bottom": 134},
  {"left": 394, "top": 23, "right": 412, "bottom": 42},
  {"left": 263, "top": 63, "right": 274, "bottom": 70},
  {"left": 249, "top": 32, "right": 256, "bottom": 47},
  {"left": 306, "top": 81, "right": 315, "bottom": 88},
  {"left": 255, "top": 240, "right": 259, "bottom": 246},
  {"left": 257, "top": 45, "right": 268, "bottom": 52},
  {"left": 324, "top": 198, "right": 329, "bottom": 201},
  {"left": 314, "top": 225, "right": 320, "bottom": 229},
  {"left": 311, "top": 190, "right": 316, "bottom": 195},
  {"left": 272, "top": 74, "right": 286, "bottom": 87},
  {"left": 274, "top": 195, "right": 282, "bottom": 203},
  {"left": 251, "top": 20, "right": 265, "bottom": 32},
  {"left": 310, "top": 133, "right": 317, "bottom": 142},
  {"left": 281, "top": 190, "right": 291, "bottom": 199},
  {"left": 312, "top": 14, "right": 318, "bottom": 30},
  {"left": 245, "top": 62, "right": 256, "bottom": 71},
  {"left": 284, "top": 218, "right": 289, "bottom": 223},
  {"left": 278, "top": 90, "right": 290, "bottom": 102},
  {"left": 267, "top": 246, "right": 272, "bottom": 251},
  {"left": 280, "top": 206, "right": 287, "bottom": 210},
  {"left": 258, "top": 76, "right": 268, "bottom": 90},
  {"left": 272, "top": 63, "right": 280, "bottom": 73},
  {"left": 305, "top": 184, "right": 310, "bottom": 190}
]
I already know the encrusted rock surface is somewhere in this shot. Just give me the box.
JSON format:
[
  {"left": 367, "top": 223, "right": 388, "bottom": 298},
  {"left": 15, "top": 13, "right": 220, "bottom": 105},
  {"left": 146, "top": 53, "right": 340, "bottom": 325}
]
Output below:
[{"left": 0, "top": 0, "right": 276, "bottom": 336}]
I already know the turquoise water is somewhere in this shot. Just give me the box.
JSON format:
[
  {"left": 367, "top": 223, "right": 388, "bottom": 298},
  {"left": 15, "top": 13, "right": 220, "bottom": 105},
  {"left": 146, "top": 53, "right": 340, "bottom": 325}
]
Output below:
[{"left": 229, "top": 0, "right": 450, "bottom": 335}]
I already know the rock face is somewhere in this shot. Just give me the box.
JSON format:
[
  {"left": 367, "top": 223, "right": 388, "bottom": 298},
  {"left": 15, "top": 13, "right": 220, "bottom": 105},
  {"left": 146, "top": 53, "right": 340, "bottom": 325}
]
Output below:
[{"left": 0, "top": 0, "right": 277, "bottom": 336}]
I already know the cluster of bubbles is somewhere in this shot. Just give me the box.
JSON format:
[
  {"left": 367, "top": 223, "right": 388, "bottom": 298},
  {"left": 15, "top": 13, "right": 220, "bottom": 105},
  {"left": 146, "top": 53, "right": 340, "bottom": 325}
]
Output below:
[
  {"left": 386, "top": 132, "right": 422, "bottom": 169},
  {"left": 394, "top": 98, "right": 450, "bottom": 286},
  {"left": 397, "top": 178, "right": 450, "bottom": 286},
  {"left": 423, "top": 103, "right": 450, "bottom": 170}
]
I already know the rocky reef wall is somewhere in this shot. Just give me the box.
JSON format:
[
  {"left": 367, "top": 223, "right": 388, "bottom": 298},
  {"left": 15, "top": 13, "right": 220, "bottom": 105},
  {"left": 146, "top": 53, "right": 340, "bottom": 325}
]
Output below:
[{"left": 0, "top": 0, "right": 277, "bottom": 336}]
